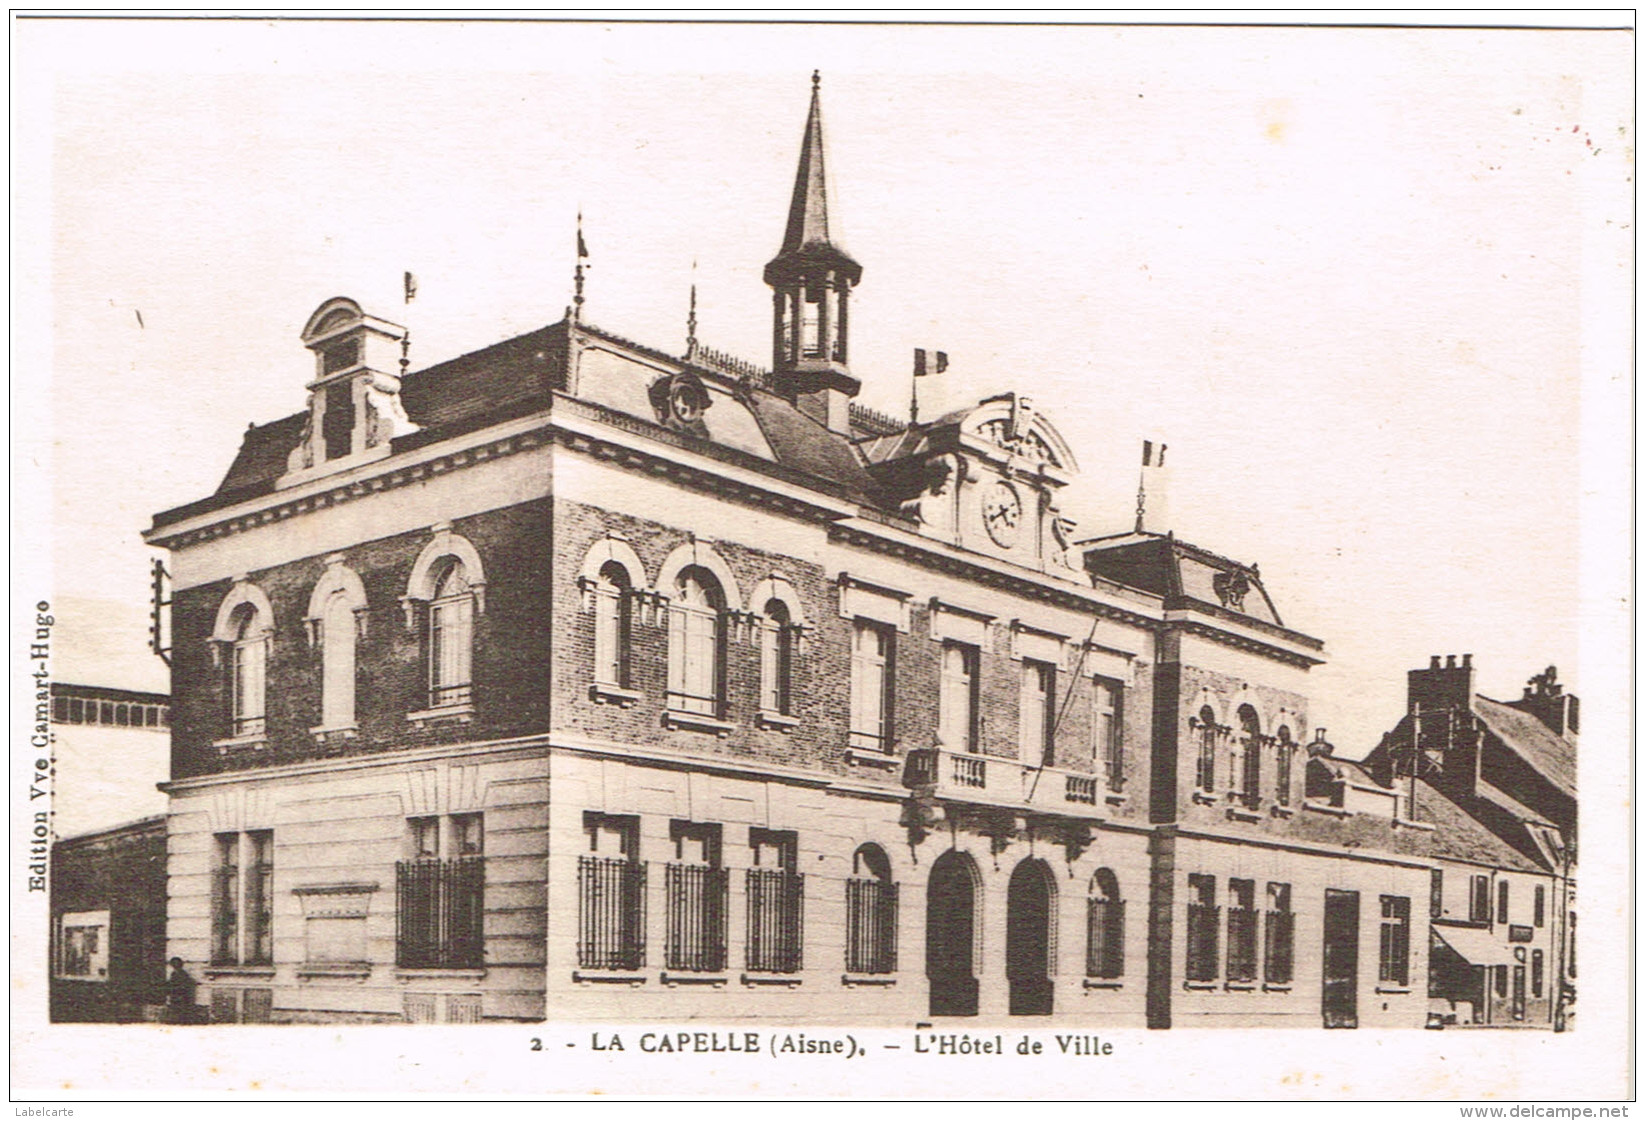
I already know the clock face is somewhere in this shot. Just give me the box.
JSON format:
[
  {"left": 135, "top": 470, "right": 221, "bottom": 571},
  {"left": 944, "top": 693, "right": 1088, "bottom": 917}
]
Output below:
[{"left": 983, "top": 481, "right": 1023, "bottom": 547}]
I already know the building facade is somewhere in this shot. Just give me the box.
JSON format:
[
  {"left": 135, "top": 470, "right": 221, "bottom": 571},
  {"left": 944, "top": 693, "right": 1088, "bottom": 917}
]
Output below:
[
  {"left": 49, "top": 814, "right": 168, "bottom": 1022},
  {"left": 147, "top": 77, "right": 1448, "bottom": 1027},
  {"left": 47, "top": 680, "right": 173, "bottom": 1022},
  {"left": 1363, "top": 659, "right": 1578, "bottom": 1029}
]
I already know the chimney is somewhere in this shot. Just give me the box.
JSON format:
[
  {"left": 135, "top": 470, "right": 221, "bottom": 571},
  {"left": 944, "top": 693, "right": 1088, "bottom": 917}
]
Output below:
[
  {"left": 1407, "top": 653, "right": 1475, "bottom": 715},
  {"left": 1510, "top": 665, "right": 1580, "bottom": 741}
]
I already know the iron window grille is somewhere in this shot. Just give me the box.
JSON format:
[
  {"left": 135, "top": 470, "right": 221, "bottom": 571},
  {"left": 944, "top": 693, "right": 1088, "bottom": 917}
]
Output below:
[
  {"left": 1186, "top": 903, "right": 1221, "bottom": 981},
  {"left": 665, "top": 863, "right": 728, "bottom": 972},
  {"left": 745, "top": 869, "right": 805, "bottom": 974},
  {"left": 845, "top": 878, "right": 898, "bottom": 974},
  {"left": 396, "top": 855, "right": 485, "bottom": 969},
  {"left": 577, "top": 856, "right": 647, "bottom": 971},
  {"left": 1227, "top": 909, "right": 1258, "bottom": 982},
  {"left": 1085, "top": 897, "right": 1125, "bottom": 979},
  {"left": 1263, "top": 908, "right": 1295, "bottom": 984}
]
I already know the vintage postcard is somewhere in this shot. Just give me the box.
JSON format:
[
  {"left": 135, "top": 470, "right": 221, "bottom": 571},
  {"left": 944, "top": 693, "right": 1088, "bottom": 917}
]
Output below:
[{"left": 10, "top": 16, "right": 1633, "bottom": 1102}]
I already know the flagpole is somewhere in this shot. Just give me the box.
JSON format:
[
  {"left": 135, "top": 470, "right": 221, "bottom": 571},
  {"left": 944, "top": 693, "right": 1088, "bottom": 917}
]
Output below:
[
  {"left": 1026, "top": 613, "right": 1102, "bottom": 803},
  {"left": 573, "top": 210, "right": 588, "bottom": 323}
]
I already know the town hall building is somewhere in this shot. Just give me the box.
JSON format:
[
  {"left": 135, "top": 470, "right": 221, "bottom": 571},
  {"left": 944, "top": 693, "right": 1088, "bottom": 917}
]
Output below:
[{"left": 146, "top": 75, "right": 1477, "bottom": 1027}]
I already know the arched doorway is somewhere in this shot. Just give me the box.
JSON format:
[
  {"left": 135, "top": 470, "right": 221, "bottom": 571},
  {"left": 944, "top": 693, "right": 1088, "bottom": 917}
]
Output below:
[
  {"left": 1006, "top": 858, "right": 1055, "bottom": 1016},
  {"left": 926, "top": 851, "right": 980, "bottom": 1017}
]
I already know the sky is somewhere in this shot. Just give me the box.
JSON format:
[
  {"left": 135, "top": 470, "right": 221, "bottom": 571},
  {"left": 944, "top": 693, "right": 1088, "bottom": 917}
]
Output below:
[{"left": 15, "top": 18, "right": 1632, "bottom": 757}]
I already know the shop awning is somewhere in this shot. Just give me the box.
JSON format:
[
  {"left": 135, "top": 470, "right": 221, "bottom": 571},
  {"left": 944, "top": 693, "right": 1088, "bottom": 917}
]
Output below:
[{"left": 1433, "top": 925, "right": 1513, "bottom": 967}]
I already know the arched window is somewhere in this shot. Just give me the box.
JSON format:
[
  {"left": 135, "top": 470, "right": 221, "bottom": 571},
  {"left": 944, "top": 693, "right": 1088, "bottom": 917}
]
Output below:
[
  {"left": 593, "top": 561, "right": 633, "bottom": 689},
  {"left": 667, "top": 567, "right": 725, "bottom": 717},
  {"left": 1275, "top": 725, "right": 1295, "bottom": 807},
  {"left": 320, "top": 590, "right": 359, "bottom": 729},
  {"left": 428, "top": 559, "right": 475, "bottom": 709},
  {"left": 846, "top": 843, "right": 897, "bottom": 975},
  {"left": 1235, "top": 704, "right": 1262, "bottom": 806},
  {"left": 306, "top": 559, "right": 367, "bottom": 733},
  {"left": 1086, "top": 868, "right": 1125, "bottom": 979},
  {"left": 1196, "top": 706, "right": 1218, "bottom": 792},
  {"left": 759, "top": 598, "right": 795, "bottom": 717},
  {"left": 229, "top": 604, "right": 267, "bottom": 738}
]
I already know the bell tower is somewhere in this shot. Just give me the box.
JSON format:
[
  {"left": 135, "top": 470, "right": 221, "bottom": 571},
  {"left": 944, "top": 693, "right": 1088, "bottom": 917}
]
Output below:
[{"left": 764, "top": 72, "right": 862, "bottom": 433}]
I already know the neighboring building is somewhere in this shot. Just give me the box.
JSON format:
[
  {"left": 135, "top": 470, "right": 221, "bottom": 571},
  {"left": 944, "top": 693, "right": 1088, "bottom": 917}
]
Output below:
[
  {"left": 47, "top": 678, "right": 173, "bottom": 1023},
  {"left": 144, "top": 76, "right": 1455, "bottom": 1027},
  {"left": 49, "top": 814, "right": 168, "bottom": 1022},
  {"left": 1362, "top": 658, "right": 1578, "bottom": 1029},
  {"left": 50, "top": 682, "right": 171, "bottom": 840}
]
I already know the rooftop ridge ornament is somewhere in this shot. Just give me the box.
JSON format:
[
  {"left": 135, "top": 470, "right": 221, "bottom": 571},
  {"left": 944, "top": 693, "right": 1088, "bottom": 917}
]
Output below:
[
  {"left": 572, "top": 210, "right": 589, "bottom": 323},
  {"left": 685, "top": 261, "right": 699, "bottom": 360}
]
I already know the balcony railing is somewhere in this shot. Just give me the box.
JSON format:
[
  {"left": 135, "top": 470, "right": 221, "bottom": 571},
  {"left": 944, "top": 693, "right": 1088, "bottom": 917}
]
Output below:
[
  {"left": 903, "top": 747, "right": 1106, "bottom": 817},
  {"left": 578, "top": 856, "right": 647, "bottom": 971},
  {"left": 1065, "top": 774, "right": 1099, "bottom": 805},
  {"left": 845, "top": 878, "right": 898, "bottom": 975},
  {"left": 397, "top": 856, "right": 485, "bottom": 969},
  {"left": 1086, "top": 898, "right": 1125, "bottom": 979},
  {"left": 951, "top": 755, "right": 986, "bottom": 788},
  {"left": 665, "top": 863, "right": 728, "bottom": 973}
]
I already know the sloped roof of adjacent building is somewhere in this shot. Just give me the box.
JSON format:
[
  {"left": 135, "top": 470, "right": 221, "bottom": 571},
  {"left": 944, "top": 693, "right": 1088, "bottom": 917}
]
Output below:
[
  {"left": 1407, "top": 778, "right": 1548, "bottom": 873},
  {"left": 1472, "top": 694, "right": 1577, "bottom": 801}
]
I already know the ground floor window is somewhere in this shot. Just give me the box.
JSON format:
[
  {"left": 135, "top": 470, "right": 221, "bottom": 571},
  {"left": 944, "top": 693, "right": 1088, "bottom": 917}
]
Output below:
[
  {"left": 397, "top": 815, "right": 485, "bottom": 969},
  {"left": 846, "top": 844, "right": 897, "bottom": 975},
  {"left": 665, "top": 821, "right": 727, "bottom": 972},
  {"left": 1378, "top": 895, "right": 1410, "bottom": 986},
  {"left": 56, "top": 910, "right": 111, "bottom": 981},
  {"left": 1085, "top": 869, "right": 1125, "bottom": 979},
  {"left": 1226, "top": 878, "right": 1257, "bottom": 983},
  {"left": 578, "top": 813, "right": 645, "bottom": 971},
  {"left": 1186, "top": 874, "right": 1219, "bottom": 981},
  {"left": 1264, "top": 882, "right": 1294, "bottom": 985}
]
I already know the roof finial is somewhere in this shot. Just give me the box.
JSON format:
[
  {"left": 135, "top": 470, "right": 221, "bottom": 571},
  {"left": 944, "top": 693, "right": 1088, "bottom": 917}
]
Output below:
[
  {"left": 812, "top": 69, "right": 821, "bottom": 90},
  {"left": 685, "top": 260, "right": 699, "bottom": 360},
  {"left": 400, "top": 331, "right": 411, "bottom": 378},
  {"left": 572, "top": 209, "right": 589, "bottom": 322}
]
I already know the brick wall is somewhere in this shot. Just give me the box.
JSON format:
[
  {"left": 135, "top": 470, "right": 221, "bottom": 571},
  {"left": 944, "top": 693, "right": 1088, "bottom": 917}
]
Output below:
[{"left": 169, "top": 500, "right": 553, "bottom": 779}]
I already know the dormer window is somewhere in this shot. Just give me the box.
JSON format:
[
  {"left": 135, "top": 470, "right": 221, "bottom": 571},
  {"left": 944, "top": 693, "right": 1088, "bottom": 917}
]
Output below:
[
  {"left": 286, "top": 297, "right": 417, "bottom": 479},
  {"left": 322, "top": 338, "right": 360, "bottom": 375}
]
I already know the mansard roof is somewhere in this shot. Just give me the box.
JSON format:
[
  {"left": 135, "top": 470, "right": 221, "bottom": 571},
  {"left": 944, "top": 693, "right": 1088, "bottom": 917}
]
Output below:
[
  {"left": 1080, "top": 530, "right": 1290, "bottom": 630},
  {"left": 155, "top": 319, "right": 883, "bottom": 530}
]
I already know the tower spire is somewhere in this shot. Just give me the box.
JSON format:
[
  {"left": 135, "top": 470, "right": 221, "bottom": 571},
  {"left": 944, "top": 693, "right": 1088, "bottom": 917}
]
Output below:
[
  {"left": 778, "top": 70, "right": 839, "bottom": 259},
  {"left": 764, "top": 72, "right": 863, "bottom": 433}
]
